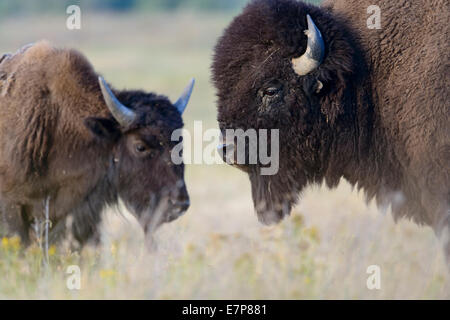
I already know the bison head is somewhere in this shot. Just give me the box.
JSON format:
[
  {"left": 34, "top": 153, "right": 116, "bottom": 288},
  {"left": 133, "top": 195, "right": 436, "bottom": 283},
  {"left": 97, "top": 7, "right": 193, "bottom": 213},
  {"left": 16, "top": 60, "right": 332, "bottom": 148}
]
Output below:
[
  {"left": 84, "top": 77, "right": 194, "bottom": 233},
  {"left": 212, "top": 0, "right": 355, "bottom": 225}
]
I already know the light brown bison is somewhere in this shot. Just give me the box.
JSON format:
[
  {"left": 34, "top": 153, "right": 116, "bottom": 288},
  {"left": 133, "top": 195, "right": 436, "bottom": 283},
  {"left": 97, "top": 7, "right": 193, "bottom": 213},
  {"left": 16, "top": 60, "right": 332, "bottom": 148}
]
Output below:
[
  {"left": 212, "top": 0, "right": 450, "bottom": 261},
  {"left": 0, "top": 41, "right": 194, "bottom": 247}
]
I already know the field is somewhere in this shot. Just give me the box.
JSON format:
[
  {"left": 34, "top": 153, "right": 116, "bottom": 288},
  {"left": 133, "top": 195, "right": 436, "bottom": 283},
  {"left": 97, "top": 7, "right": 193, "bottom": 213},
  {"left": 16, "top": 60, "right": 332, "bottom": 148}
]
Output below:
[{"left": 0, "top": 11, "right": 448, "bottom": 299}]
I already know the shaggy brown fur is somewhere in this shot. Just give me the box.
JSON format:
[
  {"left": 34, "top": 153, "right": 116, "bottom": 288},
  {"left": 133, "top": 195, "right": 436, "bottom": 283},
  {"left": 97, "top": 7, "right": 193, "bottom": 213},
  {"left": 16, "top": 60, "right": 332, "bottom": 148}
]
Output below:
[
  {"left": 212, "top": 0, "right": 449, "bottom": 259},
  {"left": 0, "top": 41, "right": 189, "bottom": 246}
]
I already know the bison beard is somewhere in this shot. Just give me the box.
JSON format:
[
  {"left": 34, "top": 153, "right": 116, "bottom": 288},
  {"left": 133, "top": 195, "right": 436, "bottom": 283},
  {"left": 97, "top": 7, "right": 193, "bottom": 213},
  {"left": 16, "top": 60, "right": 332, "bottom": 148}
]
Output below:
[
  {"left": 0, "top": 41, "right": 194, "bottom": 248},
  {"left": 212, "top": 0, "right": 450, "bottom": 262},
  {"left": 250, "top": 168, "right": 290, "bottom": 225}
]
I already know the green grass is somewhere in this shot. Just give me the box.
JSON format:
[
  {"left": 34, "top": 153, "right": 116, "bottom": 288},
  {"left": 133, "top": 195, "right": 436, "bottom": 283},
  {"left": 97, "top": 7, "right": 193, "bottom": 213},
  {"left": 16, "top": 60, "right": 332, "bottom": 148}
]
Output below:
[{"left": 0, "top": 11, "right": 449, "bottom": 299}]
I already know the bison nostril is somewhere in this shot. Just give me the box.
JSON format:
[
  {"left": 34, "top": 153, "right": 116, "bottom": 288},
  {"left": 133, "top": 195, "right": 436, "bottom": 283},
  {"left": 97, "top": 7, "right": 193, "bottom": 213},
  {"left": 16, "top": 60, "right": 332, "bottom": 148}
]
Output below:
[
  {"left": 171, "top": 200, "right": 190, "bottom": 213},
  {"left": 179, "top": 200, "right": 190, "bottom": 211}
]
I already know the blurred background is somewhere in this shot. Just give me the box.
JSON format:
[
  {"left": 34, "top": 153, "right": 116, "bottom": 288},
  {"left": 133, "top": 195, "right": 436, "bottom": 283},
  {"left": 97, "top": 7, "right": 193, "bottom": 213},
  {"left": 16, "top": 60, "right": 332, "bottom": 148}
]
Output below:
[
  {"left": 0, "top": 0, "right": 250, "bottom": 15},
  {"left": 0, "top": 0, "right": 448, "bottom": 299}
]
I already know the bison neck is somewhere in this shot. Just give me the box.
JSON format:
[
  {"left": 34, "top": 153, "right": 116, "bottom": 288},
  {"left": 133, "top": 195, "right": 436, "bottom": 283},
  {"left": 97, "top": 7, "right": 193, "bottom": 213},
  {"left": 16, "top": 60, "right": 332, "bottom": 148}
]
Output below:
[
  {"left": 327, "top": 102, "right": 402, "bottom": 210},
  {"left": 317, "top": 19, "right": 404, "bottom": 217},
  {"left": 52, "top": 143, "right": 119, "bottom": 218},
  {"left": 319, "top": 4, "right": 414, "bottom": 222},
  {"left": 68, "top": 157, "right": 119, "bottom": 242}
]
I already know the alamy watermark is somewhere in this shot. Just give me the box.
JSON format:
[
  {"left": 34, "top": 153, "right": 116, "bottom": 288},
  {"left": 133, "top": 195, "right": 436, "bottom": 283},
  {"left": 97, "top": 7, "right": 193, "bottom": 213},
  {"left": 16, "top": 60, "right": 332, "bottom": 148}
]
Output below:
[
  {"left": 171, "top": 121, "right": 280, "bottom": 176},
  {"left": 367, "top": 5, "right": 381, "bottom": 30},
  {"left": 366, "top": 265, "right": 381, "bottom": 290},
  {"left": 66, "top": 5, "right": 81, "bottom": 30},
  {"left": 66, "top": 265, "right": 81, "bottom": 290}
]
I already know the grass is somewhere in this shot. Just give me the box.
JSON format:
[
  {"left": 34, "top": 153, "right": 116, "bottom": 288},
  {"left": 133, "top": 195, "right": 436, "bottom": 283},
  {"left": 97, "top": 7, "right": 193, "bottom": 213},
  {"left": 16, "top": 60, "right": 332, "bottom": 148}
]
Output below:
[{"left": 0, "top": 10, "right": 449, "bottom": 299}]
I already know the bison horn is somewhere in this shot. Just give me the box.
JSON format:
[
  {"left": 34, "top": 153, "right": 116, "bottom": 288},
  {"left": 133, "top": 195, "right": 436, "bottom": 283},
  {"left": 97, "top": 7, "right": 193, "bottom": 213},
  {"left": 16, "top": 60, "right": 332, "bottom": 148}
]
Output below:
[
  {"left": 98, "top": 76, "right": 137, "bottom": 128},
  {"left": 174, "top": 78, "right": 195, "bottom": 114},
  {"left": 291, "top": 14, "right": 325, "bottom": 76}
]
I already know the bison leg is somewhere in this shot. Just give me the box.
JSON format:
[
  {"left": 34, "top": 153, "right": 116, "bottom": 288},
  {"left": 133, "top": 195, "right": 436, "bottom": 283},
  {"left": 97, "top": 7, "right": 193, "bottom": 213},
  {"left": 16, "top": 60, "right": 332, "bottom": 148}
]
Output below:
[
  {"left": 431, "top": 205, "right": 450, "bottom": 267},
  {"left": 0, "top": 203, "right": 32, "bottom": 246},
  {"left": 441, "top": 214, "right": 450, "bottom": 267},
  {"left": 41, "top": 209, "right": 102, "bottom": 251},
  {"left": 70, "top": 209, "right": 102, "bottom": 249},
  {"left": 47, "top": 217, "right": 68, "bottom": 247}
]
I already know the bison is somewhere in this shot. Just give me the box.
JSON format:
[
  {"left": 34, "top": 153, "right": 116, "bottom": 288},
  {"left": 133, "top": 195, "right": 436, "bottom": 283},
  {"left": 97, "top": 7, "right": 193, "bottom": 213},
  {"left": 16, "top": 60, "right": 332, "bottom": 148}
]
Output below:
[
  {"left": 0, "top": 41, "right": 194, "bottom": 247},
  {"left": 212, "top": 0, "right": 450, "bottom": 260}
]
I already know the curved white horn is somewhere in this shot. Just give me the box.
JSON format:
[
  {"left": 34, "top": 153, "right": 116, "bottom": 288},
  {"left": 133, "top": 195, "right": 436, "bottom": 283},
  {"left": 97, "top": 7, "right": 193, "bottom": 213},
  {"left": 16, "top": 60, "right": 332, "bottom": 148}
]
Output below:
[
  {"left": 174, "top": 78, "right": 195, "bottom": 114},
  {"left": 291, "top": 14, "right": 325, "bottom": 76},
  {"left": 98, "top": 76, "right": 136, "bottom": 128}
]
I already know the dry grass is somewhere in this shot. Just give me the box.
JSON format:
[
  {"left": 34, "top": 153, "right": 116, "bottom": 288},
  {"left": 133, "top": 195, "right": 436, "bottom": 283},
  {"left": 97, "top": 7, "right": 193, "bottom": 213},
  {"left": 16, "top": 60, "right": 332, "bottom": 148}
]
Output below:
[{"left": 0, "top": 11, "right": 448, "bottom": 299}]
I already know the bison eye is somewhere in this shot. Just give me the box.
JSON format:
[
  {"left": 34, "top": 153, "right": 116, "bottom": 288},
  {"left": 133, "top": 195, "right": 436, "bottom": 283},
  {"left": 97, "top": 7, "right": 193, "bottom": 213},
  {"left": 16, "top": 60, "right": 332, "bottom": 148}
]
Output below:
[
  {"left": 135, "top": 144, "right": 148, "bottom": 153},
  {"left": 264, "top": 87, "right": 279, "bottom": 97}
]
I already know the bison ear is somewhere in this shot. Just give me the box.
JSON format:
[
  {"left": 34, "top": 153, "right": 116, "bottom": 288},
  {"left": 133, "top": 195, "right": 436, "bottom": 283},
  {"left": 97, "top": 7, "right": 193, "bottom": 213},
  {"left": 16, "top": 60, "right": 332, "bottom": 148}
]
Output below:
[
  {"left": 303, "top": 76, "right": 344, "bottom": 124},
  {"left": 84, "top": 117, "right": 119, "bottom": 140},
  {"left": 303, "top": 76, "right": 324, "bottom": 97}
]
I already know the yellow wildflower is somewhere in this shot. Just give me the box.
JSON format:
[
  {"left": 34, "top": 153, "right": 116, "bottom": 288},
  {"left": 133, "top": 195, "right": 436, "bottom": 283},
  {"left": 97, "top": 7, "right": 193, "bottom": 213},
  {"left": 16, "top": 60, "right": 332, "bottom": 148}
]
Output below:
[
  {"left": 99, "top": 269, "right": 116, "bottom": 279},
  {"left": 9, "top": 236, "right": 21, "bottom": 250},
  {"left": 48, "top": 245, "right": 56, "bottom": 256},
  {"left": 1, "top": 237, "right": 9, "bottom": 249},
  {"left": 306, "top": 227, "right": 320, "bottom": 242}
]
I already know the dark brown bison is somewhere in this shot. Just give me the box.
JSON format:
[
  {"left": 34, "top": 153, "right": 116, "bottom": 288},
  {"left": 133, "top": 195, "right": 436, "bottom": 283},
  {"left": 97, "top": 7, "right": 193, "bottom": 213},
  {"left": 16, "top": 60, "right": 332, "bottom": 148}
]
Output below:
[
  {"left": 212, "top": 0, "right": 450, "bottom": 260},
  {"left": 0, "top": 41, "right": 194, "bottom": 247}
]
